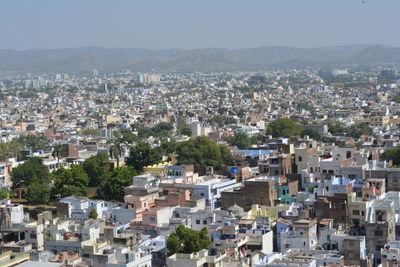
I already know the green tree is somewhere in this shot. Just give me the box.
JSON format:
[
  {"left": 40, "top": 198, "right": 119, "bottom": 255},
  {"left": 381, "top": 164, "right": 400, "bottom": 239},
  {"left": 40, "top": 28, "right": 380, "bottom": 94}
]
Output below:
[
  {"left": 383, "top": 147, "right": 400, "bottom": 165},
  {"left": 89, "top": 209, "right": 98, "bottom": 219},
  {"left": 27, "top": 182, "right": 50, "bottom": 205},
  {"left": 237, "top": 109, "right": 246, "bottom": 118},
  {"left": 115, "top": 128, "right": 138, "bottom": 143},
  {"left": 224, "top": 132, "right": 252, "bottom": 149},
  {"left": 177, "top": 120, "right": 192, "bottom": 136},
  {"left": 132, "top": 124, "right": 152, "bottom": 140},
  {"left": 266, "top": 118, "right": 303, "bottom": 138},
  {"left": 80, "top": 128, "right": 102, "bottom": 137},
  {"left": 109, "top": 140, "right": 124, "bottom": 167},
  {"left": 160, "top": 140, "right": 179, "bottom": 155},
  {"left": 393, "top": 92, "right": 400, "bottom": 103},
  {"left": 346, "top": 123, "right": 373, "bottom": 139},
  {"left": 17, "top": 134, "right": 49, "bottom": 152},
  {"left": 219, "top": 144, "right": 233, "bottom": 166},
  {"left": 167, "top": 225, "right": 211, "bottom": 256},
  {"left": 166, "top": 232, "right": 182, "bottom": 256},
  {"left": 301, "top": 128, "right": 322, "bottom": 141},
  {"left": 52, "top": 165, "right": 89, "bottom": 198},
  {"left": 83, "top": 153, "right": 110, "bottom": 187},
  {"left": 297, "top": 102, "right": 313, "bottom": 111},
  {"left": 126, "top": 142, "right": 162, "bottom": 172},
  {"left": 211, "top": 116, "right": 237, "bottom": 127},
  {"left": 152, "top": 122, "right": 174, "bottom": 137},
  {"left": 99, "top": 167, "right": 137, "bottom": 201},
  {"left": 0, "top": 190, "right": 8, "bottom": 200},
  {"left": 253, "top": 103, "right": 264, "bottom": 110},
  {"left": 328, "top": 121, "right": 345, "bottom": 134},
  {"left": 211, "top": 115, "right": 225, "bottom": 127},
  {"left": 11, "top": 157, "right": 50, "bottom": 189},
  {"left": 52, "top": 144, "right": 64, "bottom": 164},
  {"left": 250, "top": 134, "right": 264, "bottom": 145},
  {"left": 280, "top": 103, "right": 290, "bottom": 109},
  {"left": 177, "top": 136, "right": 232, "bottom": 173},
  {"left": 224, "top": 117, "right": 237, "bottom": 125},
  {"left": 0, "top": 140, "right": 21, "bottom": 161}
]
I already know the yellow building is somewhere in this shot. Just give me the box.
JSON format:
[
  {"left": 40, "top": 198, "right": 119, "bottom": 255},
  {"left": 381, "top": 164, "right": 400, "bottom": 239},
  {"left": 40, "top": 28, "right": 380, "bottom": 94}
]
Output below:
[
  {"left": 106, "top": 115, "right": 122, "bottom": 124},
  {"left": 144, "top": 159, "right": 177, "bottom": 176},
  {"left": 369, "top": 116, "right": 390, "bottom": 127},
  {"left": 247, "top": 204, "right": 290, "bottom": 223}
]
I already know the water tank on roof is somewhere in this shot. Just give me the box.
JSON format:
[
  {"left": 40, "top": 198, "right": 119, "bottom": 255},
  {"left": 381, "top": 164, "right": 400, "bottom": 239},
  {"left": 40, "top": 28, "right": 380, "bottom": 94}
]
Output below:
[{"left": 230, "top": 167, "right": 238, "bottom": 174}]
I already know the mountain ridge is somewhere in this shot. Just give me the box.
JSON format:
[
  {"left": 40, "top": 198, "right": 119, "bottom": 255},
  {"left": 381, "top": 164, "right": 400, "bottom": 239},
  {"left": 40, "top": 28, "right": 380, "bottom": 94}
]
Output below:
[{"left": 0, "top": 44, "right": 399, "bottom": 72}]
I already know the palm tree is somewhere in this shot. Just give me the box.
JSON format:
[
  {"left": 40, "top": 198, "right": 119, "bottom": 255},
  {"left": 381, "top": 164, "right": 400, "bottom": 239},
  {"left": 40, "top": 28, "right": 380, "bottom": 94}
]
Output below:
[
  {"left": 109, "top": 140, "right": 124, "bottom": 167},
  {"left": 52, "top": 144, "right": 64, "bottom": 165}
]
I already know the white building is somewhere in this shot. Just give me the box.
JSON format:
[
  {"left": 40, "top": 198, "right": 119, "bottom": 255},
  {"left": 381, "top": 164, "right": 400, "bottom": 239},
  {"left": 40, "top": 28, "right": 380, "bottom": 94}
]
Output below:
[
  {"left": 235, "top": 126, "right": 260, "bottom": 137},
  {"left": 0, "top": 200, "right": 24, "bottom": 224},
  {"left": 0, "top": 162, "right": 12, "bottom": 189},
  {"left": 58, "top": 196, "right": 119, "bottom": 220},
  {"left": 167, "top": 249, "right": 227, "bottom": 267},
  {"left": 132, "top": 173, "right": 161, "bottom": 188},
  {"left": 190, "top": 121, "right": 211, "bottom": 138},
  {"left": 110, "top": 208, "right": 136, "bottom": 224},
  {"left": 381, "top": 241, "right": 400, "bottom": 267},
  {"left": 280, "top": 219, "right": 318, "bottom": 253},
  {"left": 92, "top": 246, "right": 152, "bottom": 267},
  {"left": 192, "top": 178, "right": 241, "bottom": 209}
]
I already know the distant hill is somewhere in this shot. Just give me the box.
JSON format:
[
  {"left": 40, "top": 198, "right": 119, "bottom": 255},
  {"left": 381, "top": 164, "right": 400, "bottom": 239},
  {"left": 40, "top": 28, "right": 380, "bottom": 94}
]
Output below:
[{"left": 0, "top": 44, "right": 399, "bottom": 73}]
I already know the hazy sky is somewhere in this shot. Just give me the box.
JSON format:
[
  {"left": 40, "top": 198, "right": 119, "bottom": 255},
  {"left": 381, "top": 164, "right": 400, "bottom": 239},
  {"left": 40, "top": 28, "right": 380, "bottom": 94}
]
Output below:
[{"left": 1, "top": 0, "right": 399, "bottom": 50}]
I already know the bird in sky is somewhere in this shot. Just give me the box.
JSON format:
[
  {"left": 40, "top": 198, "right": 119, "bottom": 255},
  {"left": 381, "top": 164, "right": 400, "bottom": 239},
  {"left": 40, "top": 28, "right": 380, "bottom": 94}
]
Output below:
[{"left": 361, "top": 1, "right": 367, "bottom": 4}]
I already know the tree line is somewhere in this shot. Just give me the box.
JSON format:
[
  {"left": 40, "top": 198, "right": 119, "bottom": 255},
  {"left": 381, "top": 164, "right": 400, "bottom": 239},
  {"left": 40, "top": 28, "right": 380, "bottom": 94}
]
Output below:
[{"left": 9, "top": 136, "right": 233, "bottom": 204}]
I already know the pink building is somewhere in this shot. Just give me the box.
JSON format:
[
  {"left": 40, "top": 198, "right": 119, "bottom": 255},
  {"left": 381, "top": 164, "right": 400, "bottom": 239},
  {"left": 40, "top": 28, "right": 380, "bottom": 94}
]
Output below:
[
  {"left": 362, "top": 178, "right": 385, "bottom": 199},
  {"left": 124, "top": 195, "right": 155, "bottom": 221},
  {"left": 131, "top": 207, "right": 171, "bottom": 236}
]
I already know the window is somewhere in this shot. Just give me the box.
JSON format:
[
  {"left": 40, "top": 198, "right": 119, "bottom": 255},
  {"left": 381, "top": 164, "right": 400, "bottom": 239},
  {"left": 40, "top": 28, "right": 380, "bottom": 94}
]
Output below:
[
  {"left": 375, "top": 230, "right": 383, "bottom": 236},
  {"left": 149, "top": 216, "right": 156, "bottom": 223},
  {"left": 298, "top": 156, "right": 302, "bottom": 162},
  {"left": 196, "top": 220, "right": 200, "bottom": 224},
  {"left": 352, "top": 210, "right": 360, "bottom": 216},
  {"left": 285, "top": 244, "right": 290, "bottom": 248},
  {"left": 203, "top": 220, "right": 207, "bottom": 225},
  {"left": 200, "top": 193, "right": 205, "bottom": 197}
]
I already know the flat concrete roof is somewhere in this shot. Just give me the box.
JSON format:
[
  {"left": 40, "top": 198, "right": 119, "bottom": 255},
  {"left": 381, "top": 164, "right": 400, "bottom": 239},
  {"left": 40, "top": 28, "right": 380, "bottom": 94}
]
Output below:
[{"left": 16, "top": 261, "right": 62, "bottom": 267}]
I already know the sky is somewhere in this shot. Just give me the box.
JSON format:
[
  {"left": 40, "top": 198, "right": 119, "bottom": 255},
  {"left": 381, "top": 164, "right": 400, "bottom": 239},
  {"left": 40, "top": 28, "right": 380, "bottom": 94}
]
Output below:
[{"left": 0, "top": 0, "right": 399, "bottom": 50}]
